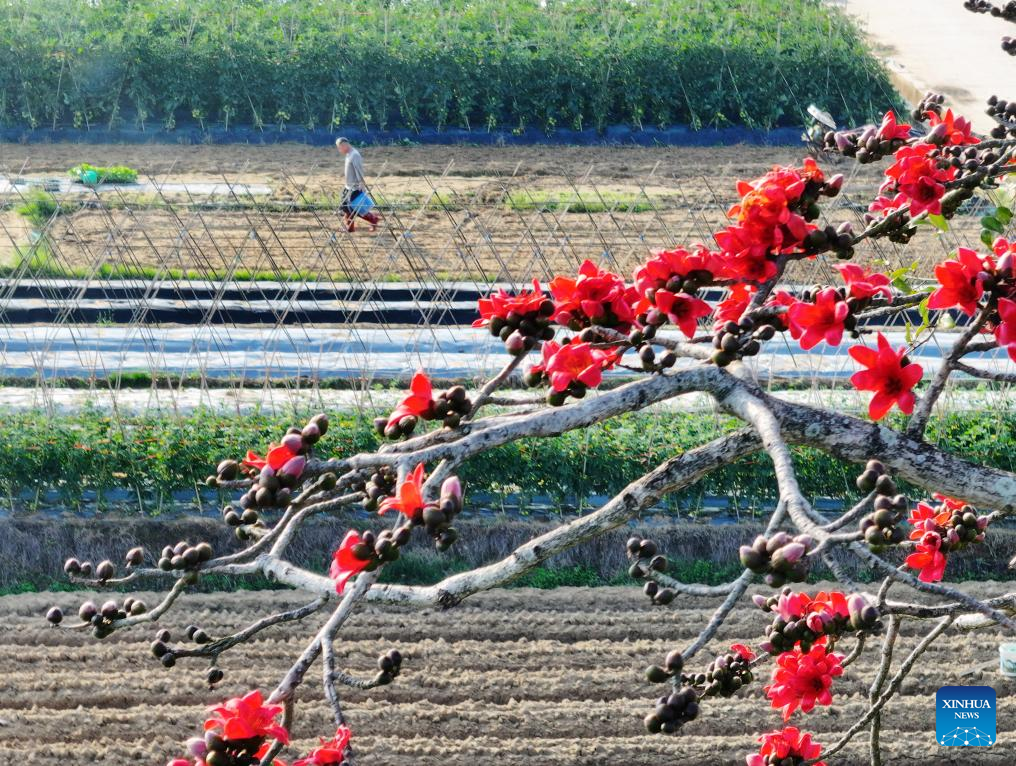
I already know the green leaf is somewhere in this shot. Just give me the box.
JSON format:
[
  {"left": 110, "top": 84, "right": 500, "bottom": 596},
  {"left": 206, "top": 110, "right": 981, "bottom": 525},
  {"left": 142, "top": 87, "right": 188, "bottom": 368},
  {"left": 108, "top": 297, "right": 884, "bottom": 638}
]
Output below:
[
  {"left": 981, "top": 216, "right": 1004, "bottom": 234},
  {"left": 927, "top": 213, "right": 949, "bottom": 232},
  {"left": 918, "top": 296, "right": 930, "bottom": 328},
  {"left": 996, "top": 206, "right": 1013, "bottom": 225},
  {"left": 981, "top": 229, "right": 996, "bottom": 247},
  {"left": 889, "top": 263, "right": 917, "bottom": 293}
]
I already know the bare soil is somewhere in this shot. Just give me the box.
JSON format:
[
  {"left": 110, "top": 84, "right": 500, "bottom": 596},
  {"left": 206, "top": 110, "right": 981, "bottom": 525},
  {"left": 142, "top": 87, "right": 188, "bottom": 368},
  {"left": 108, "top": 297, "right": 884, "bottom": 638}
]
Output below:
[
  {"left": 2, "top": 583, "right": 1013, "bottom": 765},
  {"left": 0, "top": 143, "right": 977, "bottom": 282}
]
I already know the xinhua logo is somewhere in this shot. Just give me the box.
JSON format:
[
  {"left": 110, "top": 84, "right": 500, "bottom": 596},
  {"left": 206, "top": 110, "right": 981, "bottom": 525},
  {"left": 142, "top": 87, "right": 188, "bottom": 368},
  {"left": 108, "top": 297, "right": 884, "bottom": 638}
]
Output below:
[{"left": 936, "top": 686, "right": 996, "bottom": 747}]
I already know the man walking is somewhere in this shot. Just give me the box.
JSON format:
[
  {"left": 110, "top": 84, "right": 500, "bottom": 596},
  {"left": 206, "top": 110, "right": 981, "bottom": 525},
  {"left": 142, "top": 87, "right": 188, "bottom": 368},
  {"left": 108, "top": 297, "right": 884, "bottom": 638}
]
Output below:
[{"left": 335, "top": 137, "right": 380, "bottom": 232}]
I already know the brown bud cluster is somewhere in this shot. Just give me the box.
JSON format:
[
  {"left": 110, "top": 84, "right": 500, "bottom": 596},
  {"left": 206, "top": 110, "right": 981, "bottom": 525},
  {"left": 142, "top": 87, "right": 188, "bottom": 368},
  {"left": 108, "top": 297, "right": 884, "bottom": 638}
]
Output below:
[
  {"left": 362, "top": 466, "right": 397, "bottom": 513},
  {"left": 625, "top": 537, "right": 673, "bottom": 604},
  {"left": 626, "top": 334, "right": 679, "bottom": 374},
  {"left": 822, "top": 124, "right": 908, "bottom": 163},
  {"left": 987, "top": 95, "right": 1016, "bottom": 138},
  {"left": 710, "top": 315, "right": 779, "bottom": 367},
  {"left": 644, "top": 685, "right": 699, "bottom": 735},
  {"left": 685, "top": 649, "right": 754, "bottom": 698},
  {"left": 374, "top": 648, "right": 404, "bottom": 686},
  {"left": 856, "top": 460, "right": 908, "bottom": 548},
  {"left": 739, "top": 532, "right": 814, "bottom": 587},
  {"left": 157, "top": 540, "right": 214, "bottom": 572},
  {"left": 73, "top": 596, "right": 145, "bottom": 639},
  {"left": 485, "top": 300, "right": 556, "bottom": 351}
]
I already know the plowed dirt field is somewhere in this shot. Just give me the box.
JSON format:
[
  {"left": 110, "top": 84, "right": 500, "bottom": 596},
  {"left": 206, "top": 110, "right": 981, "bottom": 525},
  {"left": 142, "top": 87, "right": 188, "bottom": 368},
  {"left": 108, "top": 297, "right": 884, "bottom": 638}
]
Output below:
[{"left": 1, "top": 585, "right": 1013, "bottom": 764}]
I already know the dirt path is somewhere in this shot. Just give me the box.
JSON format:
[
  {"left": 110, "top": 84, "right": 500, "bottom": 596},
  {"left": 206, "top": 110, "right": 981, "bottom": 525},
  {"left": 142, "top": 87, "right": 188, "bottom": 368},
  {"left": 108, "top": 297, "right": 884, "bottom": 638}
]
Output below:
[
  {"left": 841, "top": 0, "right": 1015, "bottom": 131},
  {"left": 2, "top": 584, "right": 1013, "bottom": 764}
]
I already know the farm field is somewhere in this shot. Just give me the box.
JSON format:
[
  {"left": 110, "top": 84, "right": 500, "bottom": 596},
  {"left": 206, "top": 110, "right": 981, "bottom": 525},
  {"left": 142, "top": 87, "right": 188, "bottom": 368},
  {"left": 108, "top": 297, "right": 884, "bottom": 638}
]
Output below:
[
  {"left": 2, "top": 584, "right": 1013, "bottom": 765},
  {"left": 0, "top": 142, "right": 980, "bottom": 284}
]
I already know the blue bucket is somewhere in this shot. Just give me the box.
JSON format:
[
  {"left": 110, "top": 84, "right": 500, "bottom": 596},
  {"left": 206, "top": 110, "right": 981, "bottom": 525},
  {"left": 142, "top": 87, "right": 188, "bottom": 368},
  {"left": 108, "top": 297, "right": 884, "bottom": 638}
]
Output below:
[{"left": 349, "top": 192, "right": 375, "bottom": 216}]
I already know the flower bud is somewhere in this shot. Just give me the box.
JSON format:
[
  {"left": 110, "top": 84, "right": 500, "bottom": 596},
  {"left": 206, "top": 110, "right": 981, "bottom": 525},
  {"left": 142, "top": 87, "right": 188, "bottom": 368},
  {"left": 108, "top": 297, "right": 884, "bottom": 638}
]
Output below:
[
  {"left": 440, "top": 476, "right": 463, "bottom": 505},
  {"left": 280, "top": 455, "right": 306, "bottom": 478},
  {"left": 774, "top": 541, "right": 806, "bottom": 565},
  {"left": 186, "top": 738, "right": 208, "bottom": 758},
  {"left": 281, "top": 433, "right": 303, "bottom": 454},
  {"left": 751, "top": 594, "right": 769, "bottom": 609},
  {"left": 301, "top": 421, "right": 321, "bottom": 444}
]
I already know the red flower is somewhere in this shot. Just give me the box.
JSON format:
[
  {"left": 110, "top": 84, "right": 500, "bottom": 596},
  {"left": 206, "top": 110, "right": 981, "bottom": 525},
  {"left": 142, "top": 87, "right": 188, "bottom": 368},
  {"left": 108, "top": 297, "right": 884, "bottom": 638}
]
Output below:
[
  {"left": 881, "top": 144, "right": 956, "bottom": 216},
  {"left": 905, "top": 531, "right": 947, "bottom": 583},
  {"left": 329, "top": 530, "right": 371, "bottom": 594},
  {"left": 544, "top": 341, "right": 614, "bottom": 392},
  {"left": 716, "top": 163, "right": 815, "bottom": 271},
  {"left": 386, "top": 371, "right": 435, "bottom": 430},
  {"left": 549, "top": 260, "right": 639, "bottom": 331},
  {"left": 908, "top": 501, "right": 953, "bottom": 539},
  {"left": 848, "top": 333, "right": 924, "bottom": 420},
  {"left": 714, "top": 283, "right": 756, "bottom": 326},
  {"left": 473, "top": 279, "right": 548, "bottom": 328},
  {"left": 876, "top": 111, "right": 912, "bottom": 142},
  {"left": 242, "top": 450, "right": 267, "bottom": 470},
  {"left": 746, "top": 727, "right": 826, "bottom": 766},
  {"left": 765, "top": 645, "right": 843, "bottom": 720},
  {"left": 378, "top": 463, "right": 426, "bottom": 519},
  {"left": 926, "top": 108, "right": 979, "bottom": 146},
  {"left": 266, "top": 443, "right": 299, "bottom": 472},
  {"left": 204, "top": 689, "right": 289, "bottom": 745},
  {"left": 787, "top": 288, "right": 849, "bottom": 350},
  {"left": 730, "top": 643, "right": 756, "bottom": 662},
  {"left": 633, "top": 245, "right": 722, "bottom": 294},
  {"left": 765, "top": 290, "right": 796, "bottom": 329},
  {"left": 927, "top": 247, "right": 988, "bottom": 316},
  {"left": 293, "top": 726, "right": 352, "bottom": 766},
  {"left": 652, "top": 290, "right": 712, "bottom": 338},
  {"left": 834, "top": 264, "right": 892, "bottom": 301},
  {"left": 994, "top": 297, "right": 1016, "bottom": 362}
]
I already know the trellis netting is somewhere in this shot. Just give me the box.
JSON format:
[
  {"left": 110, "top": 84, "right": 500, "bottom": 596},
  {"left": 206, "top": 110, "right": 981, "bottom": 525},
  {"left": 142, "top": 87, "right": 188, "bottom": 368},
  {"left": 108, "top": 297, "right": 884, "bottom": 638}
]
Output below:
[{"left": 0, "top": 153, "right": 1012, "bottom": 418}]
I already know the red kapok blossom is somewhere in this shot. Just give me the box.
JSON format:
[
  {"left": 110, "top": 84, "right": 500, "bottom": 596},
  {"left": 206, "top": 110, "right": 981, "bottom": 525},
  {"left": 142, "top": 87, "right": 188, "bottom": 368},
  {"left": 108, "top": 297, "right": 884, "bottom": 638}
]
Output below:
[
  {"left": 634, "top": 245, "right": 722, "bottom": 294},
  {"left": 834, "top": 263, "right": 892, "bottom": 301},
  {"left": 927, "top": 247, "right": 989, "bottom": 316},
  {"left": 848, "top": 333, "right": 924, "bottom": 420},
  {"left": 881, "top": 143, "right": 956, "bottom": 217},
  {"left": 652, "top": 290, "right": 713, "bottom": 338},
  {"left": 378, "top": 463, "right": 426, "bottom": 519},
  {"left": 714, "top": 283, "right": 756, "bottom": 327},
  {"left": 876, "top": 110, "right": 912, "bottom": 142},
  {"left": 745, "top": 726, "right": 826, "bottom": 766},
  {"left": 730, "top": 643, "right": 757, "bottom": 662},
  {"left": 715, "top": 163, "right": 816, "bottom": 272},
  {"left": 908, "top": 501, "right": 953, "bottom": 538},
  {"left": 549, "top": 260, "right": 639, "bottom": 331},
  {"left": 787, "top": 288, "right": 849, "bottom": 350},
  {"left": 473, "top": 279, "right": 549, "bottom": 328},
  {"left": 243, "top": 450, "right": 267, "bottom": 470},
  {"left": 926, "top": 108, "right": 979, "bottom": 146},
  {"left": 994, "top": 297, "right": 1016, "bottom": 362},
  {"left": 544, "top": 341, "right": 614, "bottom": 392},
  {"left": 293, "top": 726, "right": 352, "bottom": 766},
  {"left": 329, "top": 530, "right": 372, "bottom": 594},
  {"left": 905, "top": 531, "right": 947, "bottom": 583},
  {"left": 204, "top": 689, "right": 289, "bottom": 745},
  {"left": 386, "top": 371, "right": 435, "bottom": 430},
  {"left": 765, "top": 645, "right": 843, "bottom": 721}
]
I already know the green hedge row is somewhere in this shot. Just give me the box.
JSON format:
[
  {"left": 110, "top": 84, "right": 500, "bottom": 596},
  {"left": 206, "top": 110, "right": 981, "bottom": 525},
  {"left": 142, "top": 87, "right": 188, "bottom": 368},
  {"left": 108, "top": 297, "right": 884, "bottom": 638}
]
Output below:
[
  {"left": 0, "top": 0, "right": 894, "bottom": 133},
  {"left": 1, "top": 408, "right": 1014, "bottom": 514}
]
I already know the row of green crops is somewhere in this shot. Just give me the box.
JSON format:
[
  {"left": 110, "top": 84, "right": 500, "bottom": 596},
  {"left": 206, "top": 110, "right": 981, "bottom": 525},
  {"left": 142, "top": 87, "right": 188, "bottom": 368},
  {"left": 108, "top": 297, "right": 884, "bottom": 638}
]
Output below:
[
  {"left": 0, "top": 0, "right": 896, "bottom": 134},
  {"left": 1, "top": 408, "right": 1013, "bottom": 514}
]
